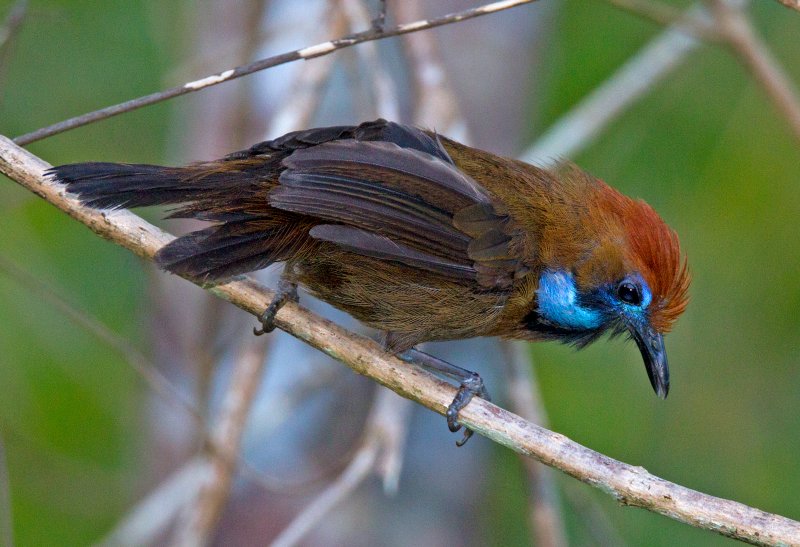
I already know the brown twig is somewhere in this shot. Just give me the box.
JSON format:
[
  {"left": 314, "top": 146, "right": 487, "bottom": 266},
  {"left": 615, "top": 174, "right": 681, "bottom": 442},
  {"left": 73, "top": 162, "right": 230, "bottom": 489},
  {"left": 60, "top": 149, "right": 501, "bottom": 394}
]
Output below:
[
  {"left": 775, "top": 0, "right": 800, "bottom": 13},
  {"left": 172, "top": 337, "right": 270, "bottom": 547},
  {"left": 523, "top": 1, "right": 711, "bottom": 164},
  {"left": 267, "top": 4, "right": 347, "bottom": 136},
  {"left": 605, "top": 0, "right": 720, "bottom": 41},
  {"left": 270, "top": 389, "right": 411, "bottom": 547},
  {"left": 341, "top": 0, "right": 400, "bottom": 121},
  {"left": 502, "top": 341, "right": 568, "bottom": 547},
  {"left": 712, "top": 0, "right": 800, "bottom": 144},
  {"left": 0, "top": 254, "right": 200, "bottom": 419},
  {"left": 3, "top": 136, "right": 800, "bottom": 545},
  {"left": 12, "top": 0, "right": 535, "bottom": 146},
  {"left": 399, "top": 0, "right": 469, "bottom": 138},
  {"left": 0, "top": 0, "right": 28, "bottom": 95}
]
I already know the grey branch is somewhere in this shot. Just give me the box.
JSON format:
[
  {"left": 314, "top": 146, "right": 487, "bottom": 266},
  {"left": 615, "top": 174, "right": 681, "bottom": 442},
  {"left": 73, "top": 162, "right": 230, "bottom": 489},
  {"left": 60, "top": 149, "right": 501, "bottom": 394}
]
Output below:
[
  {"left": 712, "top": 0, "right": 800, "bottom": 144},
  {"left": 775, "top": 0, "right": 800, "bottom": 13},
  {"left": 12, "top": 0, "right": 535, "bottom": 146},
  {"left": 172, "top": 338, "right": 271, "bottom": 547},
  {"left": 2, "top": 137, "right": 800, "bottom": 545}
]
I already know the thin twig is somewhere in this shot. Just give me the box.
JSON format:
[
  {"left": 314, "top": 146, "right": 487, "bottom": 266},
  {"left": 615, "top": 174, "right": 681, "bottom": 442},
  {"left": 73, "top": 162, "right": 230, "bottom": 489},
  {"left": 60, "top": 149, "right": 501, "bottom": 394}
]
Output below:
[
  {"left": 267, "top": 4, "right": 346, "bottom": 136},
  {"left": 341, "top": 0, "right": 400, "bottom": 121},
  {"left": 502, "top": 341, "right": 568, "bottom": 547},
  {"left": 399, "top": 0, "right": 469, "bottom": 139},
  {"left": 3, "top": 136, "right": 800, "bottom": 545},
  {"left": 0, "top": 0, "right": 28, "bottom": 94},
  {"left": 270, "top": 389, "right": 410, "bottom": 547},
  {"left": 712, "top": 0, "right": 800, "bottom": 144},
  {"left": 98, "top": 458, "right": 208, "bottom": 547},
  {"left": 172, "top": 337, "right": 270, "bottom": 547},
  {"left": 12, "top": 0, "right": 535, "bottom": 146},
  {"left": 0, "top": 435, "right": 13, "bottom": 547},
  {"left": 0, "top": 0, "right": 27, "bottom": 57},
  {"left": 0, "top": 254, "right": 199, "bottom": 420},
  {"left": 774, "top": 0, "right": 800, "bottom": 13},
  {"left": 522, "top": 1, "right": 712, "bottom": 164},
  {"left": 605, "top": 0, "right": 719, "bottom": 40}
]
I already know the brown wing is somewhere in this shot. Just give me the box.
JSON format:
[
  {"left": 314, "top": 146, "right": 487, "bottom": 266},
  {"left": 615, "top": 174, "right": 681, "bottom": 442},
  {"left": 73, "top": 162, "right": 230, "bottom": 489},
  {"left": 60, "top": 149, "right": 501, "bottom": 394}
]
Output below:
[{"left": 268, "top": 125, "right": 525, "bottom": 290}]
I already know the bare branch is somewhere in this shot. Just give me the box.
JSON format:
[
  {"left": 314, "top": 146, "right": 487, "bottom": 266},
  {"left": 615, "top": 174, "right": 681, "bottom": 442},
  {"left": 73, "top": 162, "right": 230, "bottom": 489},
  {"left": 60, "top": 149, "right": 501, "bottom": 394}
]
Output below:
[
  {"left": 270, "top": 389, "right": 410, "bottom": 547},
  {"left": 0, "top": 254, "right": 199, "bottom": 419},
  {"left": 712, "top": 0, "right": 800, "bottom": 144},
  {"left": 267, "top": 5, "right": 346, "bottom": 136},
  {"left": 0, "top": 0, "right": 27, "bottom": 56},
  {"left": 3, "top": 137, "right": 800, "bottom": 545},
  {"left": 341, "top": 0, "right": 400, "bottom": 121},
  {"left": 12, "top": 0, "right": 535, "bottom": 146},
  {"left": 0, "top": 0, "right": 28, "bottom": 94},
  {"left": 523, "top": 2, "right": 712, "bottom": 164},
  {"left": 173, "top": 338, "right": 270, "bottom": 547},
  {"left": 502, "top": 341, "right": 567, "bottom": 547},
  {"left": 605, "top": 0, "right": 720, "bottom": 40},
  {"left": 774, "top": 0, "right": 800, "bottom": 13},
  {"left": 98, "top": 459, "right": 208, "bottom": 546}
]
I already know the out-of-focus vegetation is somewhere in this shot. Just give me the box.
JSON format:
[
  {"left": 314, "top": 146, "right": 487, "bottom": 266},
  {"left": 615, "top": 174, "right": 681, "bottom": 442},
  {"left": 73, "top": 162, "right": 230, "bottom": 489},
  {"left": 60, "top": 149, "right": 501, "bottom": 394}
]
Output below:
[{"left": 0, "top": 1, "right": 798, "bottom": 545}]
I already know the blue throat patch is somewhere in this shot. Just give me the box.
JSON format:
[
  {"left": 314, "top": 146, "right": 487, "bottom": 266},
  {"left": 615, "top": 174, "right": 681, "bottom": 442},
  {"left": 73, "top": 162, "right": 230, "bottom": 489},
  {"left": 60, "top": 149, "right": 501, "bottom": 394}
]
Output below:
[{"left": 537, "top": 270, "right": 603, "bottom": 330}]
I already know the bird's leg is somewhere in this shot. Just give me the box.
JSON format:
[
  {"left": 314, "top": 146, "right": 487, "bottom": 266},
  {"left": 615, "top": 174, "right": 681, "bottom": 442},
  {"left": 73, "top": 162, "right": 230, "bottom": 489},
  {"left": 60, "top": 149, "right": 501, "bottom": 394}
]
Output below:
[
  {"left": 253, "top": 277, "right": 298, "bottom": 335},
  {"left": 397, "top": 348, "right": 491, "bottom": 447}
]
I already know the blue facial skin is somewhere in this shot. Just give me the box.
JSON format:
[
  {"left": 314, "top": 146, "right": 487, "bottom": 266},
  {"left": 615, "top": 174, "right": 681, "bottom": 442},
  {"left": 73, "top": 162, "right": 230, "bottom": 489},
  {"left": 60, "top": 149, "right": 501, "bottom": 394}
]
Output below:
[{"left": 536, "top": 270, "right": 652, "bottom": 332}]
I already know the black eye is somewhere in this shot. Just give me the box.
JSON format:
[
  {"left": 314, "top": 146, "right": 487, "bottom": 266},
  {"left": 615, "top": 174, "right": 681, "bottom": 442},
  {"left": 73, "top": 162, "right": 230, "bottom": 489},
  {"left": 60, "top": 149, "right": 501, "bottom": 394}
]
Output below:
[{"left": 617, "top": 281, "right": 642, "bottom": 305}]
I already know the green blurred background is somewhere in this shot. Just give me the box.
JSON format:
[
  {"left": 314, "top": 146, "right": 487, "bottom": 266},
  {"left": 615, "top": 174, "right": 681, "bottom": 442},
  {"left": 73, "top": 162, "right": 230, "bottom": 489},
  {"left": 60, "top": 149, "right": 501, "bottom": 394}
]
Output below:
[{"left": 0, "top": 0, "right": 799, "bottom": 545}]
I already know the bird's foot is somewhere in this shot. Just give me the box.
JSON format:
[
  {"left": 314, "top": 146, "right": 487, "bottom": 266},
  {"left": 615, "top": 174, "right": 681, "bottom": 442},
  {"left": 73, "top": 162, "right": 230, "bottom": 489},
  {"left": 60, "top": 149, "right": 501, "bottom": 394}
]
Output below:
[
  {"left": 398, "top": 347, "right": 491, "bottom": 447},
  {"left": 447, "top": 371, "right": 490, "bottom": 447},
  {"left": 253, "top": 279, "right": 298, "bottom": 335}
]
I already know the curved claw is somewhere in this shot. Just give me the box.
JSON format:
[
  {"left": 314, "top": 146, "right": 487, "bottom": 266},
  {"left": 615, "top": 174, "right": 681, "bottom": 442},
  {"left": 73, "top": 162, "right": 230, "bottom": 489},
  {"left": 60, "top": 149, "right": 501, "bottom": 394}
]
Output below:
[
  {"left": 456, "top": 429, "right": 473, "bottom": 447},
  {"left": 253, "top": 280, "right": 298, "bottom": 336},
  {"left": 446, "top": 373, "right": 489, "bottom": 447}
]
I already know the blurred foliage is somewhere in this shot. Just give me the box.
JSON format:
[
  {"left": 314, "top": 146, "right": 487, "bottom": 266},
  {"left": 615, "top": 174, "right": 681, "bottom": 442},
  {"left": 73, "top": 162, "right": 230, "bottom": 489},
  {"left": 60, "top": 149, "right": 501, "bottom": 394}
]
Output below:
[
  {"left": 530, "top": 1, "right": 800, "bottom": 546},
  {"left": 0, "top": 0, "right": 798, "bottom": 545}
]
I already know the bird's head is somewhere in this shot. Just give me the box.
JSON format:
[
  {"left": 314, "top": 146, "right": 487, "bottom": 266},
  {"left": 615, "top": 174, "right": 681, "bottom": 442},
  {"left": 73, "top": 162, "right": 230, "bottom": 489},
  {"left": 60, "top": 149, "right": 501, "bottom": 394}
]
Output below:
[{"left": 530, "top": 178, "right": 690, "bottom": 398}]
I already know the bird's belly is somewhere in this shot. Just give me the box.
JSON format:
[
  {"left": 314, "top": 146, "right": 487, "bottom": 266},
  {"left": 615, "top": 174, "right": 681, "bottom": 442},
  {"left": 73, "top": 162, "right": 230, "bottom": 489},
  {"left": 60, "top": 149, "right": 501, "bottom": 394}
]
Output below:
[{"left": 289, "top": 248, "right": 505, "bottom": 347}]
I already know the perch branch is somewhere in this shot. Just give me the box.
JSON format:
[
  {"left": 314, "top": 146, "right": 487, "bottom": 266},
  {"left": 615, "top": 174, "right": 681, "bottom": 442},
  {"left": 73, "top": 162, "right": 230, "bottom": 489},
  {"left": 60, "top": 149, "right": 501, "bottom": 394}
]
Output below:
[
  {"left": 2, "top": 137, "right": 800, "bottom": 545},
  {"left": 12, "top": 0, "right": 535, "bottom": 146},
  {"left": 775, "top": 0, "right": 800, "bottom": 13}
]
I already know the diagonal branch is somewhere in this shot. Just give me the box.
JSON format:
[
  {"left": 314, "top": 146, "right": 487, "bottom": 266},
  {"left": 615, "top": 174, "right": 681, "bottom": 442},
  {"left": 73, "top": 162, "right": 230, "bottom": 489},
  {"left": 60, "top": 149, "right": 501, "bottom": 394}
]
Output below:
[
  {"left": 775, "top": 0, "right": 800, "bottom": 13},
  {"left": 2, "top": 136, "right": 800, "bottom": 545},
  {"left": 712, "top": 0, "right": 800, "bottom": 144},
  {"left": 12, "top": 0, "right": 535, "bottom": 146}
]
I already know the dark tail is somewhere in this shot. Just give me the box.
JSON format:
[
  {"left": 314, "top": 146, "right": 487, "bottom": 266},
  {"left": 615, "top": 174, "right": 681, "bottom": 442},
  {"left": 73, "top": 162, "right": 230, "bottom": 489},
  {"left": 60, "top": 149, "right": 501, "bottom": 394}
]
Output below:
[
  {"left": 48, "top": 161, "right": 315, "bottom": 281},
  {"left": 48, "top": 162, "right": 206, "bottom": 210}
]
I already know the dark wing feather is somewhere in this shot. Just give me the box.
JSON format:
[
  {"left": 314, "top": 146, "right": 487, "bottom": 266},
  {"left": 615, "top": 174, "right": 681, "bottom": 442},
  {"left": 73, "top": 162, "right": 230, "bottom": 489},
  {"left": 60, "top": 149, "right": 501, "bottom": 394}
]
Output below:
[
  {"left": 269, "top": 130, "right": 523, "bottom": 289},
  {"left": 309, "top": 225, "right": 476, "bottom": 281}
]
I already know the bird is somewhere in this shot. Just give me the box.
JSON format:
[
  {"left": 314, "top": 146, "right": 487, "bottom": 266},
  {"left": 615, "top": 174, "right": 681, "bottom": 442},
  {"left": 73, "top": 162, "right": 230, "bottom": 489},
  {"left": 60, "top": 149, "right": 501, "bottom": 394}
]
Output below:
[{"left": 49, "top": 119, "right": 690, "bottom": 445}]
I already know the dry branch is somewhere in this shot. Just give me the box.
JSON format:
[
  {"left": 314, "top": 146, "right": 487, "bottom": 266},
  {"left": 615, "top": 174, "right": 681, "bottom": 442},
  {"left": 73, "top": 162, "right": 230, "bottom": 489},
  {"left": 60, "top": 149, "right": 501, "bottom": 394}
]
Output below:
[
  {"left": 775, "top": 0, "right": 800, "bottom": 13},
  {"left": 172, "top": 338, "right": 270, "bottom": 546},
  {"left": 712, "top": 0, "right": 800, "bottom": 144},
  {"left": 12, "top": 0, "right": 535, "bottom": 146},
  {"left": 3, "top": 135, "right": 800, "bottom": 545}
]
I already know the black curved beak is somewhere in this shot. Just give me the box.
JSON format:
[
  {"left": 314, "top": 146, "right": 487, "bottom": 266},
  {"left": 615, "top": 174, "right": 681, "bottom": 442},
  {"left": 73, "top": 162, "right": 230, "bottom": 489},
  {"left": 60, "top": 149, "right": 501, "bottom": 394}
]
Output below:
[{"left": 630, "top": 324, "right": 669, "bottom": 399}]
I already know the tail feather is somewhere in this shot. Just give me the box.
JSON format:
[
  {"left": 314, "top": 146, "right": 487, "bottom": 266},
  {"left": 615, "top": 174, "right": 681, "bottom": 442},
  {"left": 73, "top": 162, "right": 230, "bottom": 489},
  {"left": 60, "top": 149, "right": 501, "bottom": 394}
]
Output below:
[
  {"left": 48, "top": 162, "right": 196, "bottom": 209},
  {"left": 48, "top": 161, "right": 315, "bottom": 281}
]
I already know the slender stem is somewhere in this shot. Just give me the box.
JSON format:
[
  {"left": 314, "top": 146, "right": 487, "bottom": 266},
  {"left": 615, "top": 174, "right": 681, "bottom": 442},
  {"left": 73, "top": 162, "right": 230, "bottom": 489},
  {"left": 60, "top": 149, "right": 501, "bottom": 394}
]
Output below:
[
  {"left": 2, "top": 135, "right": 800, "bottom": 545},
  {"left": 12, "top": 0, "right": 535, "bottom": 146}
]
